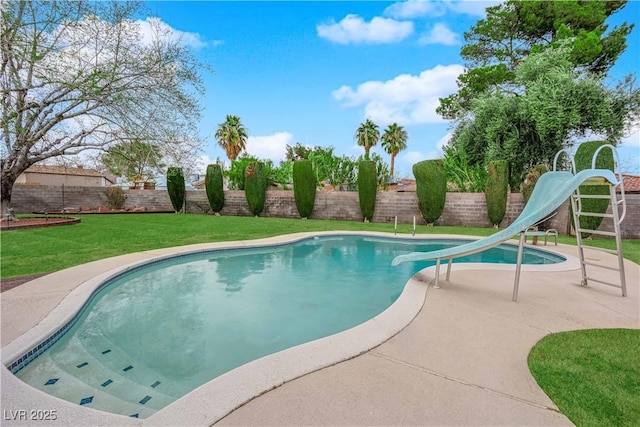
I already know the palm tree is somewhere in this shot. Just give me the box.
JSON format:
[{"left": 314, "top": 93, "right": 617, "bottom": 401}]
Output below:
[
  {"left": 355, "top": 119, "right": 380, "bottom": 160},
  {"left": 215, "top": 115, "right": 248, "bottom": 162},
  {"left": 381, "top": 123, "right": 408, "bottom": 180}
]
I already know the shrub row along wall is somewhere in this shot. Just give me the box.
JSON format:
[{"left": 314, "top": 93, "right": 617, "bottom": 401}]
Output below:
[{"left": 10, "top": 185, "right": 640, "bottom": 238}]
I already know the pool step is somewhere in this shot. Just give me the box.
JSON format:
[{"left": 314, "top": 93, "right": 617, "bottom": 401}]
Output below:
[
  {"left": 16, "top": 356, "right": 158, "bottom": 418},
  {"left": 15, "top": 334, "right": 188, "bottom": 417},
  {"left": 64, "top": 333, "right": 189, "bottom": 398}
]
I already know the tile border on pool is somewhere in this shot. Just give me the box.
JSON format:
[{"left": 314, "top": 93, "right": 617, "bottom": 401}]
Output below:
[{"left": 0, "top": 231, "right": 580, "bottom": 426}]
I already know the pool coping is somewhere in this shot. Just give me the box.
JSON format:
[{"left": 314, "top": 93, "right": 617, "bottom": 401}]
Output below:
[{"left": 0, "top": 231, "right": 580, "bottom": 426}]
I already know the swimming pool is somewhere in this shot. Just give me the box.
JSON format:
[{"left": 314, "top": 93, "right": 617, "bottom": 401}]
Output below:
[{"left": 8, "top": 235, "right": 564, "bottom": 418}]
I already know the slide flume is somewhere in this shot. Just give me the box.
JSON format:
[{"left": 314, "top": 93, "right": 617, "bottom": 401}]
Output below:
[{"left": 392, "top": 169, "right": 619, "bottom": 266}]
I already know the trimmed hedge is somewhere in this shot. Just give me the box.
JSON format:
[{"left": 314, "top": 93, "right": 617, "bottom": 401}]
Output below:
[
  {"left": 522, "top": 164, "right": 549, "bottom": 205},
  {"left": 205, "top": 164, "right": 225, "bottom": 213},
  {"left": 572, "top": 141, "right": 614, "bottom": 236},
  {"left": 293, "top": 160, "right": 316, "bottom": 218},
  {"left": 485, "top": 160, "right": 509, "bottom": 227},
  {"left": 245, "top": 161, "right": 266, "bottom": 216},
  {"left": 357, "top": 160, "right": 377, "bottom": 222},
  {"left": 413, "top": 159, "right": 447, "bottom": 225},
  {"left": 166, "top": 167, "right": 185, "bottom": 213}
]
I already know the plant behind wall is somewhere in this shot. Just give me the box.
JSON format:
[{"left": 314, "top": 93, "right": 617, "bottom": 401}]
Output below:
[
  {"left": 571, "top": 141, "right": 615, "bottom": 237},
  {"left": 485, "top": 160, "right": 509, "bottom": 227},
  {"left": 205, "top": 164, "right": 225, "bottom": 214},
  {"left": 166, "top": 167, "right": 185, "bottom": 213},
  {"left": 293, "top": 160, "right": 316, "bottom": 218},
  {"left": 245, "top": 161, "right": 266, "bottom": 216},
  {"left": 413, "top": 159, "right": 447, "bottom": 225},
  {"left": 357, "top": 160, "right": 377, "bottom": 222}
]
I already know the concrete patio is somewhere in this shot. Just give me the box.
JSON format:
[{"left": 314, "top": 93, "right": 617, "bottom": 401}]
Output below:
[{"left": 1, "top": 234, "right": 638, "bottom": 426}]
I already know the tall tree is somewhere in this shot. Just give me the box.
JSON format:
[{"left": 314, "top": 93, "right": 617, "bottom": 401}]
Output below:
[
  {"left": 99, "top": 140, "right": 165, "bottom": 183},
  {"left": 438, "top": 0, "right": 634, "bottom": 120},
  {"left": 214, "top": 115, "right": 248, "bottom": 162},
  {"left": 450, "top": 45, "right": 639, "bottom": 188},
  {"left": 355, "top": 119, "right": 380, "bottom": 160},
  {"left": 1, "top": 0, "right": 208, "bottom": 212},
  {"left": 381, "top": 123, "right": 408, "bottom": 179}
]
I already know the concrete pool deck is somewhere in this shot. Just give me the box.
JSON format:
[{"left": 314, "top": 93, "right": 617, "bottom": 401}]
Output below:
[{"left": 1, "top": 232, "right": 638, "bottom": 426}]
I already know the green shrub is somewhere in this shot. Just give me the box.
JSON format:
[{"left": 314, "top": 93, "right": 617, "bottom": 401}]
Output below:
[
  {"left": 228, "top": 154, "right": 258, "bottom": 190},
  {"left": 485, "top": 160, "right": 509, "bottom": 227},
  {"left": 245, "top": 161, "right": 266, "bottom": 216},
  {"left": 442, "top": 145, "right": 487, "bottom": 192},
  {"left": 205, "top": 164, "right": 224, "bottom": 213},
  {"left": 413, "top": 159, "right": 447, "bottom": 225},
  {"left": 166, "top": 167, "right": 185, "bottom": 213},
  {"left": 293, "top": 160, "right": 316, "bottom": 218},
  {"left": 357, "top": 160, "right": 377, "bottom": 222},
  {"left": 522, "top": 164, "right": 549, "bottom": 205},
  {"left": 105, "top": 187, "right": 126, "bottom": 210},
  {"left": 572, "top": 141, "right": 614, "bottom": 236}
]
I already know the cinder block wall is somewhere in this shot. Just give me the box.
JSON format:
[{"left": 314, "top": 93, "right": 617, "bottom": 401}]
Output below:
[{"left": 9, "top": 185, "right": 639, "bottom": 238}]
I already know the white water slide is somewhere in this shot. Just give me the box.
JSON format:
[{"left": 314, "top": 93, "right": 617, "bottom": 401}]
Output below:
[{"left": 392, "top": 144, "right": 627, "bottom": 301}]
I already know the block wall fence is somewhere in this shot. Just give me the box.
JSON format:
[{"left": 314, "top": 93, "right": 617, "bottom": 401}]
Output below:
[{"left": 9, "top": 185, "right": 640, "bottom": 239}]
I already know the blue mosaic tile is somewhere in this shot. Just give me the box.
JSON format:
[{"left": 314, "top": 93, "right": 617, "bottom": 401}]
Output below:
[
  {"left": 139, "top": 396, "right": 151, "bottom": 405},
  {"left": 130, "top": 414, "right": 139, "bottom": 418},
  {"left": 79, "top": 396, "right": 93, "bottom": 405},
  {"left": 101, "top": 379, "right": 113, "bottom": 387},
  {"left": 44, "top": 378, "right": 59, "bottom": 385},
  {"left": 77, "top": 362, "right": 88, "bottom": 368},
  {"left": 150, "top": 381, "right": 161, "bottom": 388},
  {"left": 123, "top": 365, "right": 133, "bottom": 372},
  {"left": 101, "top": 349, "right": 111, "bottom": 355}
]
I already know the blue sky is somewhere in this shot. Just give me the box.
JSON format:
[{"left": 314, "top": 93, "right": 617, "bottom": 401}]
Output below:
[{"left": 141, "top": 0, "right": 640, "bottom": 176}]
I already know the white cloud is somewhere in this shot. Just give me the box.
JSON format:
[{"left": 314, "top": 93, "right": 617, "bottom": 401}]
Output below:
[
  {"left": 384, "top": 0, "right": 501, "bottom": 19},
  {"left": 317, "top": 14, "right": 414, "bottom": 45},
  {"left": 194, "top": 155, "right": 219, "bottom": 173},
  {"left": 401, "top": 150, "right": 428, "bottom": 165},
  {"left": 332, "top": 64, "right": 465, "bottom": 125},
  {"left": 436, "top": 131, "right": 452, "bottom": 151},
  {"left": 418, "top": 23, "right": 460, "bottom": 46},
  {"left": 621, "top": 127, "right": 640, "bottom": 148},
  {"left": 384, "top": 0, "right": 446, "bottom": 19},
  {"left": 446, "top": 0, "right": 503, "bottom": 17},
  {"left": 619, "top": 127, "right": 640, "bottom": 174},
  {"left": 245, "top": 132, "right": 295, "bottom": 164},
  {"left": 137, "top": 17, "right": 208, "bottom": 49}
]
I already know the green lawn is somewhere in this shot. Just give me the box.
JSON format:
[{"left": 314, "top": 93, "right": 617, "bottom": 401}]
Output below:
[
  {"left": 529, "top": 329, "right": 640, "bottom": 427},
  {"left": 1, "top": 213, "right": 638, "bottom": 278}
]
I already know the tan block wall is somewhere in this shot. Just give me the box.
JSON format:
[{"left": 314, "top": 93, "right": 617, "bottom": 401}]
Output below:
[{"left": 9, "top": 185, "right": 639, "bottom": 238}]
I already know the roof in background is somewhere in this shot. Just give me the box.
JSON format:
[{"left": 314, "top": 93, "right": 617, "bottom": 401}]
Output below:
[
  {"left": 26, "top": 165, "right": 105, "bottom": 178},
  {"left": 622, "top": 174, "right": 640, "bottom": 193}
]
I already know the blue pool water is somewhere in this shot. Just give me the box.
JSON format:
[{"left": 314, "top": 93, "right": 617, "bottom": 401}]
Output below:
[{"left": 12, "top": 235, "right": 564, "bottom": 417}]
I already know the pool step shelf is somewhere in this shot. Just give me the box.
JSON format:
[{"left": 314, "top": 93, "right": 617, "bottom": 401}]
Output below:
[
  {"left": 16, "top": 333, "right": 185, "bottom": 418},
  {"left": 22, "top": 363, "right": 158, "bottom": 419},
  {"left": 67, "top": 333, "right": 189, "bottom": 398}
]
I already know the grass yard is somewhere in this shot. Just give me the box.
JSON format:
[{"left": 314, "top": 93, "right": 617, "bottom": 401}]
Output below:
[
  {"left": 529, "top": 329, "right": 640, "bottom": 427},
  {"left": 0, "top": 213, "right": 638, "bottom": 278}
]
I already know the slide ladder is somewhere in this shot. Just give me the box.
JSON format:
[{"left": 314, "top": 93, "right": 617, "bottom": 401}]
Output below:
[
  {"left": 392, "top": 143, "right": 628, "bottom": 301},
  {"left": 558, "top": 145, "right": 627, "bottom": 296}
]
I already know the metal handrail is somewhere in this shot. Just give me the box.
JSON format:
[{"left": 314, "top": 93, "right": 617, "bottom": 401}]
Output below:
[{"left": 591, "top": 144, "right": 626, "bottom": 223}]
